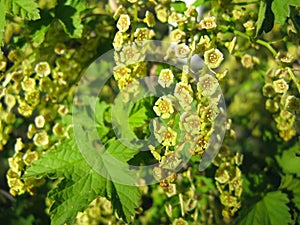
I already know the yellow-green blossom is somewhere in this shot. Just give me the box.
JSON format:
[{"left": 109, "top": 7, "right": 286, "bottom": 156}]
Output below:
[
  {"left": 113, "top": 64, "right": 131, "bottom": 81},
  {"left": 117, "top": 14, "right": 131, "bottom": 32},
  {"left": 113, "top": 31, "right": 124, "bottom": 51},
  {"left": 273, "top": 79, "right": 289, "bottom": 93},
  {"left": 155, "top": 5, "right": 168, "bottom": 23},
  {"left": 174, "top": 82, "right": 193, "bottom": 109},
  {"left": 197, "top": 74, "right": 219, "bottom": 96},
  {"left": 5, "top": 94, "right": 16, "bottom": 111},
  {"left": 134, "top": 28, "right": 151, "bottom": 42},
  {"left": 175, "top": 43, "right": 190, "bottom": 58},
  {"left": 158, "top": 69, "right": 174, "bottom": 88},
  {"left": 144, "top": 11, "right": 156, "bottom": 27},
  {"left": 170, "top": 29, "right": 185, "bottom": 43},
  {"left": 35, "top": 62, "right": 51, "bottom": 77},
  {"left": 241, "top": 54, "right": 254, "bottom": 68},
  {"left": 33, "top": 131, "right": 49, "bottom": 147},
  {"left": 155, "top": 126, "right": 177, "bottom": 146},
  {"left": 276, "top": 51, "right": 295, "bottom": 64},
  {"left": 34, "top": 115, "right": 45, "bottom": 128},
  {"left": 204, "top": 48, "right": 224, "bottom": 69},
  {"left": 172, "top": 218, "right": 188, "bottom": 225},
  {"left": 153, "top": 96, "right": 174, "bottom": 119},
  {"left": 197, "top": 35, "right": 211, "bottom": 55},
  {"left": 120, "top": 43, "right": 143, "bottom": 65},
  {"left": 198, "top": 16, "right": 217, "bottom": 30},
  {"left": 14, "top": 138, "right": 24, "bottom": 152},
  {"left": 180, "top": 112, "right": 201, "bottom": 135}
]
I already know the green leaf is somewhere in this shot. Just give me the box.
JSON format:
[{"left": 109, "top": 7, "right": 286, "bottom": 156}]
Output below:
[
  {"left": 170, "top": 1, "right": 187, "bottom": 13},
  {"left": 271, "top": 0, "right": 300, "bottom": 25},
  {"left": 280, "top": 175, "right": 300, "bottom": 210},
  {"left": 256, "top": 0, "right": 274, "bottom": 35},
  {"left": 276, "top": 146, "right": 300, "bottom": 177},
  {"left": 193, "top": 0, "right": 205, "bottom": 7},
  {"left": 0, "top": 0, "right": 40, "bottom": 52},
  {"left": 24, "top": 134, "right": 141, "bottom": 225},
  {"left": 129, "top": 102, "right": 148, "bottom": 127},
  {"left": 236, "top": 191, "right": 292, "bottom": 225},
  {"left": 54, "top": 0, "right": 85, "bottom": 38}
]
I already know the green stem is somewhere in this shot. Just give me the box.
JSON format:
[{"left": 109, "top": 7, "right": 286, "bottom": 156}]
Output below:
[
  {"left": 287, "top": 67, "right": 300, "bottom": 94},
  {"left": 233, "top": 30, "right": 250, "bottom": 41},
  {"left": 256, "top": 39, "right": 277, "bottom": 57}
]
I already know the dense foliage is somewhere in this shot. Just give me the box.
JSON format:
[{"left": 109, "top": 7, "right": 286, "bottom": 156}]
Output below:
[{"left": 0, "top": 0, "right": 300, "bottom": 224}]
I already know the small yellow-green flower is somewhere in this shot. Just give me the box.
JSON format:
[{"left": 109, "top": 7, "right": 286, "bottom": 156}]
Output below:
[
  {"left": 241, "top": 54, "right": 254, "bottom": 68},
  {"left": 172, "top": 217, "right": 188, "bottom": 225},
  {"left": 273, "top": 79, "right": 289, "bottom": 93},
  {"left": 198, "top": 16, "right": 217, "bottom": 30},
  {"left": 170, "top": 29, "right": 185, "bottom": 43},
  {"left": 285, "top": 95, "right": 300, "bottom": 114},
  {"left": 120, "top": 43, "right": 143, "bottom": 65},
  {"left": 113, "top": 64, "right": 131, "bottom": 81},
  {"left": 117, "top": 14, "right": 131, "bottom": 32},
  {"left": 180, "top": 112, "right": 201, "bottom": 134},
  {"left": 113, "top": 32, "right": 124, "bottom": 51},
  {"left": 197, "top": 35, "right": 211, "bottom": 55},
  {"left": 155, "top": 5, "right": 168, "bottom": 23},
  {"left": 204, "top": 48, "right": 224, "bottom": 69},
  {"left": 155, "top": 126, "right": 177, "bottom": 146},
  {"left": 153, "top": 96, "right": 174, "bottom": 119},
  {"left": 175, "top": 43, "right": 190, "bottom": 58},
  {"left": 134, "top": 28, "right": 150, "bottom": 42},
  {"left": 14, "top": 138, "right": 24, "bottom": 152},
  {"left": 23, "top": 151, "right": 39, "bottom": 166},
  {"left": 158, "top": 69, "right": 174, "bottom": 88},
  {"left": 35, "top": 62, "right": 51, "bottom": 77},
  {"left": 33, "top": 131, "right": 49, "bottom": 147},
  {"left": 144, "top": 11, "right": 156, "bottom": 27},
  {"left": 197, "top": 74, "right": 219, "bottom": 96},
  {"left": 168, "top": 12, "right": 185, "bottom": 24},
  {"left": 34, "top": 115, "right": 45, "bottom": 128},
  {"left": 174, "top": 82, "right": 193, "bottom": 108},
  {"left": 21, "top": 77, "right": 36, "bottom": 91},
  {"left": 4, "top": 94, "right": 16, "bottom": 111},
  {"left": 276, "top": 51, "right": 294, "bottom": 64}
]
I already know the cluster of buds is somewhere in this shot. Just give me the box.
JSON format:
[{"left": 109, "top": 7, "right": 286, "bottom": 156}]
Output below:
[
  {"left": 213, "top": 147, "right": 243, "bottom": 220},
  {"left": 263, "top": 68, "right": 299, "bottom": 141}
]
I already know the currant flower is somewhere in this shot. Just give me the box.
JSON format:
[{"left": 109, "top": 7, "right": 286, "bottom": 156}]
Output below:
[
  {"left": 144, "top": 11, "right": 156, "bottom": 27},
  {"left": 262, "top": 83, "right": 275, "bottom": 97},
  {"left": 170, "top": 29, "right": 186, "bottom": 43},
  {"left": 198, "top": 16, "right": 217, "bottom": 30},
  {"left": 155, "top": 5, "right": 168, "bottom": 23},
  {"left": 4, "top": 94, "right": 16, "bottom": 111},
  {"left": 180, "top": 112, "right": 201, "bottom": 135},
  {"left": 273, "top": 79, "right": 289, "bottom": 93},
  {"left": 34, "top": 115, "right": 45, "bottom": 128},
  {"left": 113, "top": 64, "right": 131, "bottom": 81},
  {"left": 241, "top": 54, "right": 254, "bottom": 68},
  {"left": 168, "top": 12, "right": 185, "bottom": 24},
  {"left": 197, "top": 74, "right": 219, "bottom": 96},
  {"left": 276, "top": 51, "right": 295, "bottom": 64},
  {"left": 174, "top": 82, "right": 193, "bottom": 109},
  {"left": 33, "top": 131, "right": 49, "bottom": 147},
  {"left": 117, "top": 14, "right": 131, "bottom": 32},
  {"left": 155, "top": 126, "right": 177, "bottom": 146},
  {"left": 175, "top": 43, "right": 190, "bottom": 58},
  {"left": 23, "top": 151, "right": 39, "bottom": 166},
  {"left": 153, "top": 96, "right": 174, "bottom": 119},
  {"left": 196, "top": 35, "right": 211, "bottom": 55},
  {"left": 21, "top": 77, "right": 36, "bottom": 92},
  {"left": 113, "top": 31, "right": 124, "bottom": 51},
  {"left": 35, "top": 62, "right": 51, "bottom": 77},
  {"left": 134, "top": 28, "right": 150, "bottom": 42},
  {"left": 172, "top": 218, "right": 188, "bottom": 225},
  {"left": 285, "top": 95, "right": 300, "bottom": 114},
  {"left": 120, "top": 43, "right": 143, "bottom": 65},
  {"left": 204, "top": 48, "right": 224, "bottom": 69},
  {"left": 158, "top": 69, "right": 174, "bottom": 88},
  {"left": 14, "top": 138, "right": 24, "bottom": 152}
]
